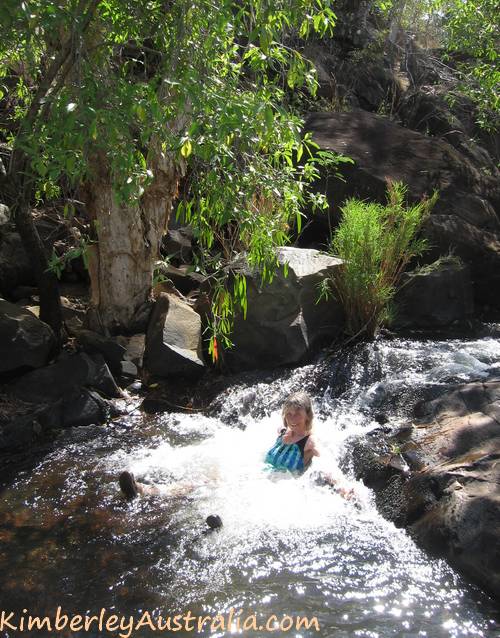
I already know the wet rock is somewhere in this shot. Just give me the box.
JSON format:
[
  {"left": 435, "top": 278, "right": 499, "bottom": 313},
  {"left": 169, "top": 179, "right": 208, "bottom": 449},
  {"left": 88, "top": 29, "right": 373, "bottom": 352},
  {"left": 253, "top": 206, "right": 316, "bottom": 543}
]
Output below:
[
  {"left": 206, "top": 514, "right": 223, "bottom": 530},
  {"left": 393, "top": 260, "right": 474, "bottom": 329},
  {"left": 38, "top": 388, "right": 116, "bottom": 429},
  {"left": 356, "top": 377, "right": 500, "bottom": 600},
  {"left": 362, "top": 382, "right": 387, "bottom": 408},
  {"left": 239, "top": 391, "right": 257, "bottom": 416},
  {"left": 0, "top": 299, "right": 56, "bottom": 374},
  {"left": 226, "top": 247, "right": 344, "bottom": 371},
  {"left": 127, "top": 381, "right": 143, "bottom": 394},
  {"left": 10, "top": 352, "right": 121, "bottom": 403},
  {"left": 144, "top": 293, "right": 205, "bottom": 379}
]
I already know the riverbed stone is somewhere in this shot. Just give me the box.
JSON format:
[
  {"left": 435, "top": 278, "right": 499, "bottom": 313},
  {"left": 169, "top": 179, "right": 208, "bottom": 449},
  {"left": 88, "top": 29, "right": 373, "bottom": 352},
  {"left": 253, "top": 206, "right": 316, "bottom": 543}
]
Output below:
[
  {"left": 0, "top": 299, "right": 56, "bottom": 374},
  {"left": 144, "top": 293, "right": 205, "bottom": 379},
  {"left": 225, "top": 247, "right": 344, "bottom": 370}
]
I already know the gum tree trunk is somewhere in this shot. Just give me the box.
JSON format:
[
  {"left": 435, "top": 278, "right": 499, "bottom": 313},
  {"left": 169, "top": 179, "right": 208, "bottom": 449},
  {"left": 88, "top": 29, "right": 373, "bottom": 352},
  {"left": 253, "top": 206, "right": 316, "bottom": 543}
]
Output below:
[{"left": 85, "top": 149, "right": 184, "bottom": 333}]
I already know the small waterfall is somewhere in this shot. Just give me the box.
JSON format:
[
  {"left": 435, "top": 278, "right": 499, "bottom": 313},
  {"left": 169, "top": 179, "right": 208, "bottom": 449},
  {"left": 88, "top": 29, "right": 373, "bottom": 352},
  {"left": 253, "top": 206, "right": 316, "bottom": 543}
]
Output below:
[{"left": 1, "top": 334, "right": 499, "bottom": 637}]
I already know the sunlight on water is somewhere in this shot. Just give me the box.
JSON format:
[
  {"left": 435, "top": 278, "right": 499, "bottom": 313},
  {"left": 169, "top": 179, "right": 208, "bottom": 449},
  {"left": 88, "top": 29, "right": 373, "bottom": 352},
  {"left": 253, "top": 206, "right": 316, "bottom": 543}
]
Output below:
[{"left": 1, "top": 336, "right": 499, "bottom": 637}]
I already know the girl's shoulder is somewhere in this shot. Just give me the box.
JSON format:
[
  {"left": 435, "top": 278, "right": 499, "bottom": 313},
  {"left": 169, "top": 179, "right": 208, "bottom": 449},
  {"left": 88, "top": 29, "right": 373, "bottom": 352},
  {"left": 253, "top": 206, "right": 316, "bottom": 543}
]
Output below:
[{"left": 304, "top": 434, "right": 318, "bottom": 451}]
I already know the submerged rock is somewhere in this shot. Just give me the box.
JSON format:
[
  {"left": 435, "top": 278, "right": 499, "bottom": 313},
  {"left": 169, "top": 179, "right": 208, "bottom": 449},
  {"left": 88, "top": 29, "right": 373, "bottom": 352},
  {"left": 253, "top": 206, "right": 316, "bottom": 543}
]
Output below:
[{"left": 206, "top": 514, "right": 223, "bottom": 530}]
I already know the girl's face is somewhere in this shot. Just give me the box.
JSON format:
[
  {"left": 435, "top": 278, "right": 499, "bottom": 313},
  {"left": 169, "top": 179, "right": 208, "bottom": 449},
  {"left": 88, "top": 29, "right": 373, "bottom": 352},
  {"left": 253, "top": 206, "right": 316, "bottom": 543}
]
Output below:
[{"left": 284, "top": 407, "right": 308, "bottom": 432}]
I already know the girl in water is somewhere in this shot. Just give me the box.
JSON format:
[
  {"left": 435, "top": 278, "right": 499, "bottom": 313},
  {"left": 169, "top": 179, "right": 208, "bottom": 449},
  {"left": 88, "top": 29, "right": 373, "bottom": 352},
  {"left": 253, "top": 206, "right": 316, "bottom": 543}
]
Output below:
[
  {"left": 119, "top": 391, "right": 352, "bottom": 498},
  {"left": 265, "top": 391, "right": 355, "bottom": 498},
  {"left": 265, "top": 391, "right": 319, "bottom": 472}
]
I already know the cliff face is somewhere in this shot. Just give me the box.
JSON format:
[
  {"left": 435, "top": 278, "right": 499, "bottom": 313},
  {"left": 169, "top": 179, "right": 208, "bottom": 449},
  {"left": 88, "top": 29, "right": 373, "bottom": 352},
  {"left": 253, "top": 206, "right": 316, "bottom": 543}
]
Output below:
[{"left": 300, "top": 5, "right": 500, "bottom": 311}]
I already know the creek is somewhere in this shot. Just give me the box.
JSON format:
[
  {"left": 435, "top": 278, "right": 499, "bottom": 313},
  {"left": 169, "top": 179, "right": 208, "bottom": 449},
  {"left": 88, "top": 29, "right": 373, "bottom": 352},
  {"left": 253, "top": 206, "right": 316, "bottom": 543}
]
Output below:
[{"left": 1, "top": 334, "right": 500, "bottom": 638}]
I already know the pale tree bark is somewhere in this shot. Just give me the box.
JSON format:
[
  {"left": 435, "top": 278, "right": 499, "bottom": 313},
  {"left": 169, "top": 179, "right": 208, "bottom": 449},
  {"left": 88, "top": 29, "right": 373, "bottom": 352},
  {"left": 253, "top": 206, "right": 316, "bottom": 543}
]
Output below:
[{"left": 85, "top": 143, "right": 186, "bottom": 334}]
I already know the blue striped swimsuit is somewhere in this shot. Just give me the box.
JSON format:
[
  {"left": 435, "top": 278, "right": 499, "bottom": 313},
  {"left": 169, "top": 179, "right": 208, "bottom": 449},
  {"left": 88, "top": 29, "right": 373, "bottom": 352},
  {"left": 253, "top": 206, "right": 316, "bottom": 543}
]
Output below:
[{"left": 265, "top": 428, "right": 310, "bottom": 472}]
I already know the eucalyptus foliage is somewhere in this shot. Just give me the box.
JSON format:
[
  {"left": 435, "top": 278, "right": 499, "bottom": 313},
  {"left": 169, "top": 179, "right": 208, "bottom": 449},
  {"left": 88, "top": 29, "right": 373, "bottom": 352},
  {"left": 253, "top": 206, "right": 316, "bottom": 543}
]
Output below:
[
  {"left": 1, "top": 0, "right": 347, "bottom": 349},
  {"left": 375, "top": 0, "right": 498, "bottom": 130}
]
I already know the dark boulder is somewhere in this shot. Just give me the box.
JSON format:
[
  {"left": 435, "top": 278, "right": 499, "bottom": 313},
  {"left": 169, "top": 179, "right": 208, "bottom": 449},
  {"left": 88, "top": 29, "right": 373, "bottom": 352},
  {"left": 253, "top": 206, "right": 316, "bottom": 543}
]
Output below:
[
  {"left": 392, "top": 260, "right": 474, "bottom": 329},
  {"left": 225, "top": 247, "right": 344, "bottom": 371},
  {"left": 73, "top": 328, "right": 126, "bottom": 377},
  {"left": 0, "top": 388, "right": 118, "bottom": 451},
  {"left": 10, "top": 352, "right": 121, "bottom": 403},
  {"left": 38, "top": 388, "right": 116, "bottom": 429},
  {"left": 0, "top": 299, "right": 55, "bottom": 374}
]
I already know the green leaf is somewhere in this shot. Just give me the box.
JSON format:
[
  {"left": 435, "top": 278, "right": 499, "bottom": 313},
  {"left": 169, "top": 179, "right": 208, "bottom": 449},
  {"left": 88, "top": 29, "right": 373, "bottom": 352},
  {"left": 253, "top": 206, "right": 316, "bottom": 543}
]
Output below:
[{"left": 180, "top": 140, "right": 192, "bottom": 158}]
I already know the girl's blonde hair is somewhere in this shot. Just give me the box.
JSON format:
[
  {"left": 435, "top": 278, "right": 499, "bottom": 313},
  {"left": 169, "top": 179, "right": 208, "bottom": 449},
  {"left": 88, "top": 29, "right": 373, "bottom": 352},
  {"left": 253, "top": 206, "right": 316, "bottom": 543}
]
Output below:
[{"left": 282, "top": 391, "right": 314, "bottom": 432}]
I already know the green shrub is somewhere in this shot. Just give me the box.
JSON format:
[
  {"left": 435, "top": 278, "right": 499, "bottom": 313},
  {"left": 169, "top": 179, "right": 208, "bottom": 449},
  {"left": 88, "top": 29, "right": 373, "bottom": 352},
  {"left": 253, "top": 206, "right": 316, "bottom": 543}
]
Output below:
[{"left": 327, "top": 181, "right": 438, "bottom": 338}]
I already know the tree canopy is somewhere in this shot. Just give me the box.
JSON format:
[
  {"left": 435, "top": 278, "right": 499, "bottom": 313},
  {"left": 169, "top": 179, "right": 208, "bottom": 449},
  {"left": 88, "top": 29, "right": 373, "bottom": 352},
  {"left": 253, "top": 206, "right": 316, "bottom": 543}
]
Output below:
[{"left": 1, "top": 0, "right": 345, "bottom": 347}]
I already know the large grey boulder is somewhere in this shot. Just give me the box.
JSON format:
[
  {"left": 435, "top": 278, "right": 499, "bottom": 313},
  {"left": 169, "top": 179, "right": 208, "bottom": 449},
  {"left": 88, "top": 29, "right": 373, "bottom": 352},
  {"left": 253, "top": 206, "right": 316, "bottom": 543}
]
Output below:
[
  {"left": 0, "top": 299, "right": 55, "bottom": 373},
  {"left": 144, "top": 292, "right": 205, "bottom": 379},
  {"left": 226, "top": 247, "right": 344, "bottom": 370}
]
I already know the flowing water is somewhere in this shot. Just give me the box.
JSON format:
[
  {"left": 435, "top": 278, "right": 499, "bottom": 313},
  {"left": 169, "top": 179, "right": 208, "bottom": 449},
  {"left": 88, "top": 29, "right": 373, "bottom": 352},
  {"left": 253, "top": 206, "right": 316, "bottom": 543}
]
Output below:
[{"left": 1, "top": 335, "right": 500, "bottom": 638}]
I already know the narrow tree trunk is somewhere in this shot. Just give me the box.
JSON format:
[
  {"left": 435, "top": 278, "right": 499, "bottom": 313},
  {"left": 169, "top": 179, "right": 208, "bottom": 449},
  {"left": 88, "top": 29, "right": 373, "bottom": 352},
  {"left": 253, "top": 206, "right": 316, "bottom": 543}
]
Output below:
[
  {"left": 15, "top": 199, "right": 63, "bottom": 339},
  {"left": 6, "top": 158, "right": 62, "bottom": 343},
  {"left": 85, "top": 150, "right": 184, "bottom": 334}
]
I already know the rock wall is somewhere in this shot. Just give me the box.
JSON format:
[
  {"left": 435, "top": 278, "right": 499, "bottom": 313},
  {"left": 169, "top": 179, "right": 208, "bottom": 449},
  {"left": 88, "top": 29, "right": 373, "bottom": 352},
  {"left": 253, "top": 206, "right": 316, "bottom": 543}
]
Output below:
[
  {"left": 353, "top": 378, "right": 500, "bottom": 600},
  {"left": 303, "top": 110, "right": 500, "bottom": 310}
]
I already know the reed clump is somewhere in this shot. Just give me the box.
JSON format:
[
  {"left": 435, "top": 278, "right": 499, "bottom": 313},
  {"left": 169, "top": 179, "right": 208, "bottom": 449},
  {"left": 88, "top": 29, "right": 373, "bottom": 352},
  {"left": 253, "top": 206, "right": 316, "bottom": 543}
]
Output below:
[{"left": 328, "top": 181, "right": 438, "bottom": 338}]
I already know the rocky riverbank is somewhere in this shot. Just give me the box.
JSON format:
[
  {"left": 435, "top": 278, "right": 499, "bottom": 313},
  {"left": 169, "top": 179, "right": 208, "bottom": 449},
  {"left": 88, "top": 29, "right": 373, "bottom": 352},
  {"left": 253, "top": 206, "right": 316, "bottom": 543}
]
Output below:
[{"left": 352, "top": 375, "right": 500, "bottom": 600}]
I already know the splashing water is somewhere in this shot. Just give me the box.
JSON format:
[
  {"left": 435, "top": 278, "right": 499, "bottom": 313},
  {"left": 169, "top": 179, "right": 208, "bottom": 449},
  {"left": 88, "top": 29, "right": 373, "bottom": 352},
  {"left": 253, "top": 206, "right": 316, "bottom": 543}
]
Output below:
[{"left": 1, "top": 335, "right": 499, "bottom": 638}]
